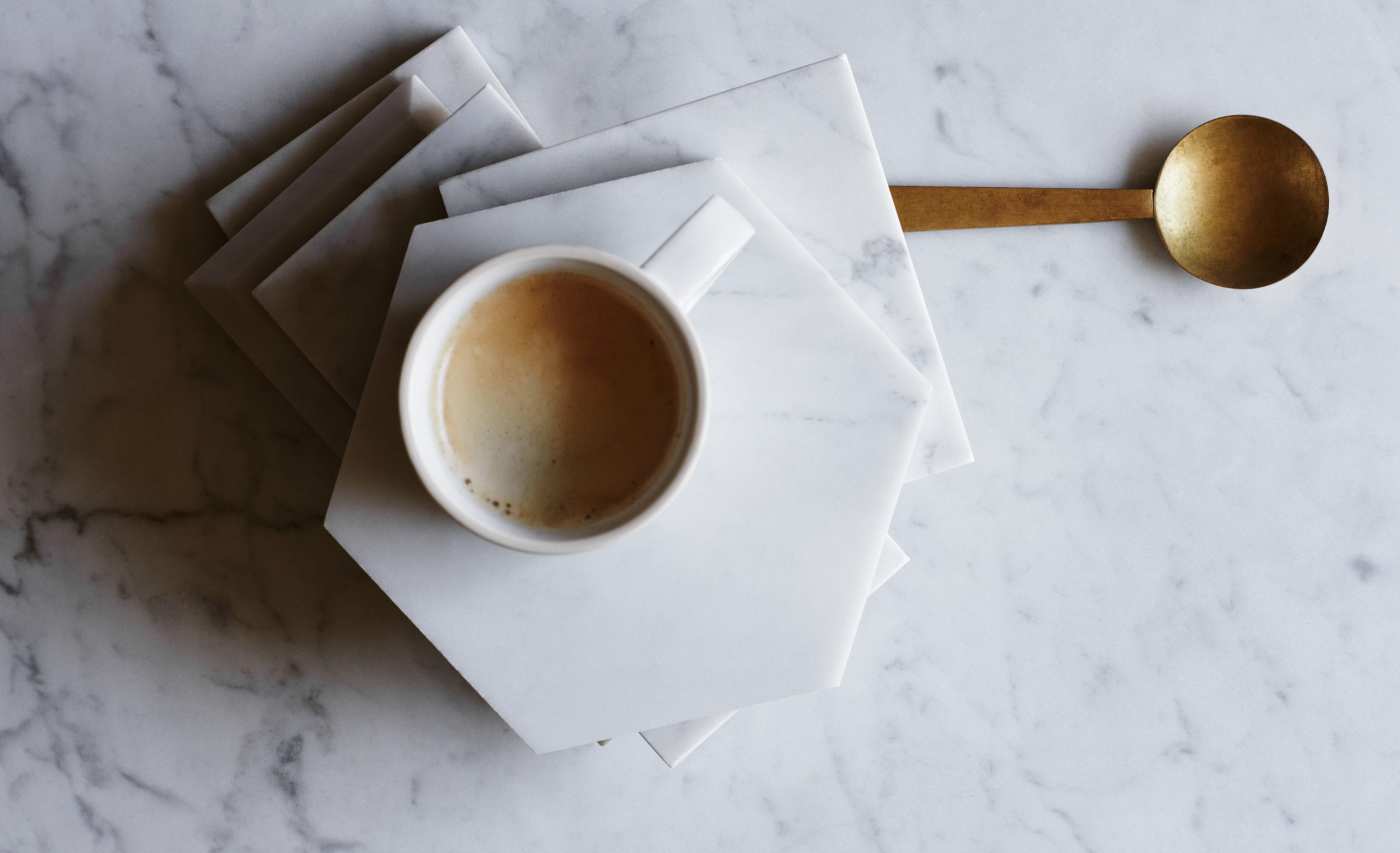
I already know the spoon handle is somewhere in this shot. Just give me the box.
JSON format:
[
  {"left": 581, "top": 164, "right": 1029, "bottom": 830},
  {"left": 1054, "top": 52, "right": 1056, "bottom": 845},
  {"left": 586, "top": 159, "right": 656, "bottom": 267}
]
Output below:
[{"left": 890, "top": 186, "right": 1154, "bottom": 231}]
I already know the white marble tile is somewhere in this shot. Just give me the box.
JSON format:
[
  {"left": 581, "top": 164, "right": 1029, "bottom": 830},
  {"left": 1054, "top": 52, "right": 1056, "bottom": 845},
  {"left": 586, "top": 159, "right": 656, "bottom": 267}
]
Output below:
[
  {"left": 327, "top": 160, "right": 929, "bottom": 752},
  {"left": 252, "top": 86, "right": 541, "bottom": 406},
  {"left": 644, "top": 528, "right": 908, "bottom": 765},
  {"left": 185, "top": 76, "right": 447, "bottom": 454},
  {"left": 641, "top": 711, "right": 736, "bottom": 768},
  {"left": 206, "top": 27, "right": 526, "bottom": 235},
  {"left": 869, "top": 535, "right": 909, "bottom": 594},
  {"left": 439, "top": 56, "right": 971, "bottom": 482}
]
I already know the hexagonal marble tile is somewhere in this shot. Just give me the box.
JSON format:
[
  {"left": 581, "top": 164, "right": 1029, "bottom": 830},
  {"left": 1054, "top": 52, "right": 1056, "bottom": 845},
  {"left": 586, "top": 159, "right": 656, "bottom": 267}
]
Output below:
[{"left": 326, "top": 159, "right": 929, "bottom": 752}]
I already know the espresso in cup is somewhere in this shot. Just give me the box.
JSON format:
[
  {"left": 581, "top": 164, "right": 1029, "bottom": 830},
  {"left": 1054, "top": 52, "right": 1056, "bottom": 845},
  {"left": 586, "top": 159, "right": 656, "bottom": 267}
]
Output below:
[
  {"left": 402, "top": 209, "right": 746, "bottom": 552},
  {"left": 435, "top": 269, "right": 684, "bottom": 529}
]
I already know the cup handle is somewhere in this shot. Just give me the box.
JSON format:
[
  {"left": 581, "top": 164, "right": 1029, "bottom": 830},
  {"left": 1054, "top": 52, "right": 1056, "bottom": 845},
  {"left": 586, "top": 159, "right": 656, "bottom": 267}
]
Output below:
[{"left": 641, "top": 196, "right": 755, "bottom": 312}]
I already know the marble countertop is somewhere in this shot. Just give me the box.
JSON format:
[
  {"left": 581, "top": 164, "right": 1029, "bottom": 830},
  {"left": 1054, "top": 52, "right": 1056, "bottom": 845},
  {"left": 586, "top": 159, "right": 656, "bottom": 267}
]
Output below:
[{"left": 4, "top": 1, "right": 1400, "bottom": 850}]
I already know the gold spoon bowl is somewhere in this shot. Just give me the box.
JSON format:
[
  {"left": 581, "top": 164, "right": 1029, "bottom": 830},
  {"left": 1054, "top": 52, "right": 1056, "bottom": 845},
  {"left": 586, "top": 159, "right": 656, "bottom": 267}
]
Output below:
[{"left": 891, "top": 115, "right": 1329, "bottom": 289}]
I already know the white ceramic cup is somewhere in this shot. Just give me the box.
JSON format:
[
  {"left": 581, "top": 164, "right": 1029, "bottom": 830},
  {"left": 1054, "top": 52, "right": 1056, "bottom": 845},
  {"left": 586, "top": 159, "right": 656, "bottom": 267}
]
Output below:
[{"left": 400, "top": 196, "right": 754, "bottom": 554}]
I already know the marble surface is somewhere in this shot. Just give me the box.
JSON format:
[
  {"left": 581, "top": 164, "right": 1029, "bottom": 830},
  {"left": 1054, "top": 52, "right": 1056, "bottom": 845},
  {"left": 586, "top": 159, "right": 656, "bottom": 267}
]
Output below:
[
  {"left": 5, "top": 1, "right": 1400, "bottom": 850},
  {"left": 328, "top": 159, "right": 927, "bottom": 752}
]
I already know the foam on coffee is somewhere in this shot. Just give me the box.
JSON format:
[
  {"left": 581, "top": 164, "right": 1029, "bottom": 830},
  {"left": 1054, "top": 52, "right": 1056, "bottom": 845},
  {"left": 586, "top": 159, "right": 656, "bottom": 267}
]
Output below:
[{"left": 435, "top": 269, "right": 683, "bottom": 529}]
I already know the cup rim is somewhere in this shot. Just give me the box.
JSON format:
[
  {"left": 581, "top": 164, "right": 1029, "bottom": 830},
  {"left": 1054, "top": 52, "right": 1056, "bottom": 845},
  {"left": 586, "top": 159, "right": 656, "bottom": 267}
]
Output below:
[{"left": 399, "top": 244, "right": 708, "bottom": 555}]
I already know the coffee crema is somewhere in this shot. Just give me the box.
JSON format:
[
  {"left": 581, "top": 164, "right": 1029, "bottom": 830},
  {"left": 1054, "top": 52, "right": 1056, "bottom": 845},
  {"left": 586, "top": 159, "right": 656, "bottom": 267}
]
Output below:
[{"left": 435, "top": 269, "right": 683, "bottom": 529}]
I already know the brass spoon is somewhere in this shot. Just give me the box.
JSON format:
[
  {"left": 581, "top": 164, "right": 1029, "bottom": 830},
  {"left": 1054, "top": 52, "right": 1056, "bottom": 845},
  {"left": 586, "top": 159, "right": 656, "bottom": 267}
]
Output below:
[{"left": 891, "top": 115, "right": 1328, "bottom": 289}]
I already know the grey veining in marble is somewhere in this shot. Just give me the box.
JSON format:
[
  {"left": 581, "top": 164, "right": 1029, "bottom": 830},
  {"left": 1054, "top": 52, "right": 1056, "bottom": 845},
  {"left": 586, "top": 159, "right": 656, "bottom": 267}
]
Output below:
[{"left": 5, "top": 2, "right": 1400, "bottom": 851}]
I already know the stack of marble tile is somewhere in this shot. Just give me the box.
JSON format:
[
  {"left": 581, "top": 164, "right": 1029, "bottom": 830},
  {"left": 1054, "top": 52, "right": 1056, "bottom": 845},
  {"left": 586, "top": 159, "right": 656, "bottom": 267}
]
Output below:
[{"left": 185, "top": 26, "right": 970, "bottom": 766}]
